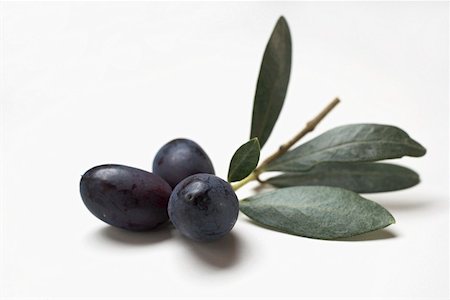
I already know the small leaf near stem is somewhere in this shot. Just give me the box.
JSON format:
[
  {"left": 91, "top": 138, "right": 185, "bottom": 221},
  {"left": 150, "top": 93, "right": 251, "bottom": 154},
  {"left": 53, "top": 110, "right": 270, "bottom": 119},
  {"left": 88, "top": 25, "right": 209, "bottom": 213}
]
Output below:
[
  {"left": 228, "top": 138, "right": 260, "bottom": 182},
  {"left": 232, "top": 97, "right": 340, "bottom": 192}
]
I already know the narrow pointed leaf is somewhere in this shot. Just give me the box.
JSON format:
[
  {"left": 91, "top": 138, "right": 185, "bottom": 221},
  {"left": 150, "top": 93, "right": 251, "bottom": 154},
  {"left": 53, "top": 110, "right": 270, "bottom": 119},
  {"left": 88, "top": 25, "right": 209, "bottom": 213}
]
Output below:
[
  {"left": 240, "top": 186, "right": 395, "bottom": 240},
  {"left": 266, "top": 124, "right": 426, "bottom": 172},
  {"left": 250, "top": 16, "right": 292, "bottom": 149},
  {"left": 267, "top": 162, "right": 420, "bottom": 193},
  {"left": 228, "top": 138, "right": 260, "bottom": 182}
]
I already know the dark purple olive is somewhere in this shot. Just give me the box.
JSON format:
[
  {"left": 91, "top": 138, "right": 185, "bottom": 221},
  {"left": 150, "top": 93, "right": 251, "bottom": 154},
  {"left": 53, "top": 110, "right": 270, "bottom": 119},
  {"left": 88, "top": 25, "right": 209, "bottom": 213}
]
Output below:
[
  {"left": 80, "top": 164, "right": 172, "bottom": 231},
  {"left": 168, "top": 174, "right": 239, "bottom": 241},
  {"left": 153, "top": 138, "right": 215, "bottom": 188}
]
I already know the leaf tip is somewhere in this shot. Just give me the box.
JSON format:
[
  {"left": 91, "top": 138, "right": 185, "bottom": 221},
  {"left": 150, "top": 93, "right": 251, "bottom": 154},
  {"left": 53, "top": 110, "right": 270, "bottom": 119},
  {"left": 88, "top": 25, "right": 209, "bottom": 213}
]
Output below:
[
  {"left": 385, "top": 211, "right": 396, "bottom": 226},
  {"left": 278, "top": 15, "right": 287, "bottom": 24},
  {"left": 418, "top": 144, "right": 427, "bottom": 157},
  {"left": 276, "top": 16, "right": 291, "bottom": 36},
  {"left": 390, "top": 215, "right": 396, "bottom": 225},
  {"left": 407, "top": 136, "right": 427, "bottom": 157}
]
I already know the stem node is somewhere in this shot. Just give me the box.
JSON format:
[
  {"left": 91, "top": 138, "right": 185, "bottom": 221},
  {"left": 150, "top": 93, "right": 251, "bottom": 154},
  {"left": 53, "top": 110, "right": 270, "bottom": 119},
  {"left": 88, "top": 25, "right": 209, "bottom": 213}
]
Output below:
[{"left": 232, "top": 97, "right": 340, "bottom": 192}]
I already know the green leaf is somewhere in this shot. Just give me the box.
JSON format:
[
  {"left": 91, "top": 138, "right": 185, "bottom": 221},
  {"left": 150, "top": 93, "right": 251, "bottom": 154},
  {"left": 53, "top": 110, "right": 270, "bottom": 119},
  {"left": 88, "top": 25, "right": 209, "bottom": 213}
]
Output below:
[
  {"left": 228, "top": 138, "right": 260, "bottom": 182},
  {"left": 266, "top": 124, "right": 426, "bottom": 172},
  {"left": 266, "top": 162, "right": 420, "bottom": 193},
  {"left": 250, "top": 16, "right": 292, "bottom": 149},
  {"left": 240, "top": 186, "right": 395, "bottom": 240}
]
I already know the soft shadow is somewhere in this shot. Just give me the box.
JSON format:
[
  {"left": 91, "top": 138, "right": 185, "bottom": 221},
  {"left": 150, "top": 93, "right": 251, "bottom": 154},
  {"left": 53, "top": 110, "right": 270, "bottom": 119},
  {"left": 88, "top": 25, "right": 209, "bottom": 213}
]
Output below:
[
  {"left": 368, "top": 192, "right": 447, "bottom": 213},
  {"left": 252, "top": 183, "right": 275, "bottom": 193},
  {"left": 180, "top": 231, "right": 242, "bottom": 269},
  {"left": 244, "top": 218, "right": 287, "bottom": 235},
  {"left": 95, "top": 224, "right": 173, "bottom": 246},
  {"left": 377, "top": 200, "right": 432, "bottom": 212},
  {"left": 244, "top": 219, "right": 397, "bottom": 242},
  {"left": 337, "top": 228, "right": 397, "bottom": 242}
]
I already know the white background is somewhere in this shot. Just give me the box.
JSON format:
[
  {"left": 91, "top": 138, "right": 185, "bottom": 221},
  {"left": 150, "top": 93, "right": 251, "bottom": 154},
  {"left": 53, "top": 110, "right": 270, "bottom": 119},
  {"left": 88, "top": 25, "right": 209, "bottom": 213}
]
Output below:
[{"left": 1, "top": 2, "right": 449, "bottom": 299}]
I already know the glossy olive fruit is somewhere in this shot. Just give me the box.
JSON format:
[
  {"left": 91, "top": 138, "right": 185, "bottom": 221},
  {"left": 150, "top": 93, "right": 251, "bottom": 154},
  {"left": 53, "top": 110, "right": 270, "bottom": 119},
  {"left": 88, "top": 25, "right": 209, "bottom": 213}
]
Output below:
[
  {"left": 153, "top": 138, "right": 215, "bottom": 188},
  {"left": 168, "top": 173, "right": 239, "bottom": 241},
  {"left": 80, "top": 164, "right": 172, "bottom": 231}
]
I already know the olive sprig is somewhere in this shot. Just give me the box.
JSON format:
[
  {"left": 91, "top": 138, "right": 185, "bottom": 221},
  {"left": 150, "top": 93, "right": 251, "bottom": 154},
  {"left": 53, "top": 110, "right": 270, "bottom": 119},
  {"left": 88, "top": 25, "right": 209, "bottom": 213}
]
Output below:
[
  {"left": 231, "top": 97, "right": 340, "bottom": 191},
  {"left": 226, "top": 16, "right": 425, "bottom": 240}
]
